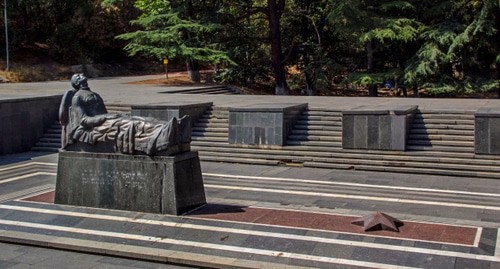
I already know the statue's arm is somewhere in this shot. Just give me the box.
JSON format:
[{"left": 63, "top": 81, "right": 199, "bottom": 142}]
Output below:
[{"left": 80, "top": 114, "right": 109, "bottom": 128}]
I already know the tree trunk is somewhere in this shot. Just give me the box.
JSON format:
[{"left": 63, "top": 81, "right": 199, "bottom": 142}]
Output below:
[
  {"left": 186, "top": 59, "right": 201, "bottom": 83},
  {"left": 366, "top": 41, "right": 374, "bottom": 73},
  {"left": 301, "top": 0, "right": 314, "bottom": 96},
  {"left": 414, "top": 84, "right": 420, "bottom": 97},
  {"left": 368, "top": 84, "right": 378, "bottom": 97},
  {"left": 366, "top": 41, "right": 377, "bottom": 97},
  {"left": 267, "top": 0, "right": 288, "bottom": 95}
]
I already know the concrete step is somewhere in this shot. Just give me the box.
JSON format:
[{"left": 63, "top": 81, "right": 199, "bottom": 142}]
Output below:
[
  {"left": 192, "top": 132, "right": 227, "bottom": 138},
  {"left": 285, "top": 140, "right": 342, "bottom": 147},
  {"left": 192, "top": 127, "right": 228, "bottom": 133},
  {"left": 304, "top": 162, "right": 500, "bottom": 179},
  {"left": 193, "top": 123, "right": 228, "bottom": 129},
  {"left": 302, "top": 110, "right": 342, "bottom": 117},
  {"left": 191, "top": 136, "right": 227, "bottom": 142},
  {"left": 193, "top": 145, "right": 500, "bottom": 167},
  {"left": 411, "top": 124, "right": 474, "bottom": 130},
  {"left": 39, "top": 137, "right": 60, "bottom": 143},
  {"left": 197, "top": 118, "right": 228, "bottom": 124},
  {"left": 46, "top": 129, "right": 61, "bottom": 134},
  {"left": 414, "top": 114, "right": 474, "bottom": 120},
  {"left": 293, "top": 125, "right": 342, "bottom": 132},
  {"left": 42, "top": 133, "right": 61, "bottom": 139},
  {"left": 409, "top": 129, "right": 474, "bottom": 136},
  {"left": 290, "top": 130, "right": 342, "bottom": 136},
  {"left": 198, "top": 150, "right": 500, "bottom": 176},
  {"left": 31, "top": 147, "right": 59, "bottom": 152},
  {"left": 199, "top": 156, "right": 280, "bottom": 165},
  {"left": 297, "top": 116, "right": 342, "bottom": 122},
  {"left": 412, "top": 119, "right": 474, "bottom": 125},
  {"left": 296, "top": 120, "right": 342, "bottom": 126},
  {"left": 200, "top": 113, "right": 228, "bottom": 119},
  {"left": 407, "top": 140, "right": 474, "bottom": 147},
  {"left": 287, "top": 135, "right": 341, "bottom": 142},
  {"left": 307, "top": 156, "right": 500, "bottom": 172},
  {"left": 408, "top": 134, "right": 474, "bottom": 141},
  {"left": 197, "top": 151, "right": 309, "bottom": 163},
  {"left": 34, "top": 142, "right": 61, "bottom": 148},
  {"left": 406, "top": 145, "right": 474, "bottom": 153}
]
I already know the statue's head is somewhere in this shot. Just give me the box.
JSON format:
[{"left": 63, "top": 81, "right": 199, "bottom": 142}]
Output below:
[{"left": 70, "top": 74, "right": 88, "bottom": 89}]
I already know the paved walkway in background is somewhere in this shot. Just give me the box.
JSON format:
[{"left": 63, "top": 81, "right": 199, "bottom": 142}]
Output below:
[{"left": 1, "top": 74, "right": 500, "bottom": 110}]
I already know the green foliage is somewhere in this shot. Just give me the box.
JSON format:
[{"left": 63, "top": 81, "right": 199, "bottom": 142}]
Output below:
[
  {"left": 114, "top": 1, "right": 233, "bottom": 65},
  {"left": 404, "top": 0, "right": 499, "bottom": 94}
]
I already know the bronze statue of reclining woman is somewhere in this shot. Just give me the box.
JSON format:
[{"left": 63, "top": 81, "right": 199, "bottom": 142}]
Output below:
[{"left": 59, "top": 74, "right": 191, "bottom": 156}]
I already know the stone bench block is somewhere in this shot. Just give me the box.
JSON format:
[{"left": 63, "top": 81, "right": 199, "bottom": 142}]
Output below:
[
  {"left": 342, "top": 105, "right": 418, "bottom": 151},
  {"left": 131, "top": 102, "right": 213, "bottom": 125},
  {"left": 475, "top": 108, "right": 500, "bottom": 154},
  {"left": 55, "top": 151, "right": 206, "bottom": 215},
  {"left": 228, "top": 103, "right": 307, "bottom": 146}
]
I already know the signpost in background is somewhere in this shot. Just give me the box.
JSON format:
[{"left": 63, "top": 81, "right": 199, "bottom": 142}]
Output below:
[{"left": 163, "top": 58, "right": 169, "bottom": 79}]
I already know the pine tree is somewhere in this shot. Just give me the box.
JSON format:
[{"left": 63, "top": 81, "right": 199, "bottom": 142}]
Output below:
[
  {"left": 329, "top": 0, "right": 423, "bottom": 96},
  {"left": 404, "top": 0, "right": 499, "bottom": 95},
  {"left": 111, "top": 0, "right": 233, "bottom": 82}
]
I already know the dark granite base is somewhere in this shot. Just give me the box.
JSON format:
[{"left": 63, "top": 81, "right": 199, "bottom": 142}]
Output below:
[{"left": 54, "top": 151, "right": 206, "bottom": 215}]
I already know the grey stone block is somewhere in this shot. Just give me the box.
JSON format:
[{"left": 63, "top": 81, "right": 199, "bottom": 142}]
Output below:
[
  {"left": 342, "top": 105, "right": 417, "bottom": 151},
  {"left": 475, "top": 108, "right": 500, "bottom": 155},
  {"left": 342, "top": 114, "right": 355, "bottom": 148},
  {"left": 55, "top": 151, "right": 206, "bottom": 215},
  {"left": 228, "top": 103, "right": 307, "bottom": 146}
]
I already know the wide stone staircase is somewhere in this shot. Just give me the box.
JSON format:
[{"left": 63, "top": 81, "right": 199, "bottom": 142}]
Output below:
[
  {"left": 32, "top": 104, "right": 500, "bottom": 179},
  {"left": 190, "top": 107, "right": 500, "bottom": 179}
]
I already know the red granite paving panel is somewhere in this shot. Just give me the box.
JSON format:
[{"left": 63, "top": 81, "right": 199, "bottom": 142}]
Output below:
[
  {"left": 22, "top": 191, "right": 55, "bottom": 203},
  {"left": 439, "top": 225, "right": 478, "bottom": 244},
  {"left": 192, "top": 206, "right": 477, "bottom": 246},
  {"left": 20, "top": 193, "right": 478, "bottom": 246}
]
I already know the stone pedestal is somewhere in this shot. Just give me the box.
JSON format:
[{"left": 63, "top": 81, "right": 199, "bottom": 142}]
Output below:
[
  {"left": 228, "top": 103, "right": 307, "bottom": 147},
  {"left": 475, "top": 108, "right": 500, "bottom": 154},
  {"left": 342, "top": 105, "right": 418, "bottom": 151},
  {"left": 55, "top": 151, "right": 206, "bottom": 215},
  {"left": 131, "top": 102, "right": 212, "bottom": 125}
]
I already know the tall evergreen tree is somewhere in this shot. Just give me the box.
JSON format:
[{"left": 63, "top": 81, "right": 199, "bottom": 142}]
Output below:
[
  {"left": 329, "top": 0, "right": 423, "bottom": 96},
  {"left": 110, "top": 0, "right": 233, "bottom": 82},
  {"left": 404, "top": 0, "right": 499, "bottom": 95}
]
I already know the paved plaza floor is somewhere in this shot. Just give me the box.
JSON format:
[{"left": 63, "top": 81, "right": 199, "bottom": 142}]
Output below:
[{"left": 0, "top": 151, "right": 499, "bottom": 268}]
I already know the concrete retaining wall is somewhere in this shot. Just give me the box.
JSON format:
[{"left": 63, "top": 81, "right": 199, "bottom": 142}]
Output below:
[{"left": 0, "top": 95, "right": 61, "bottom": 155}]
